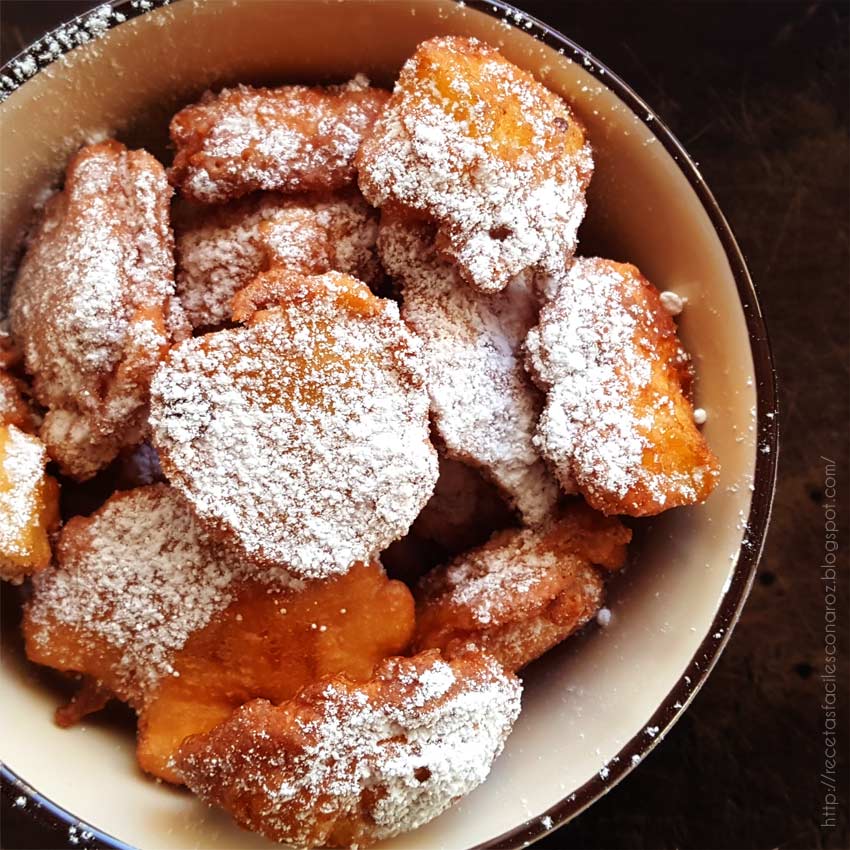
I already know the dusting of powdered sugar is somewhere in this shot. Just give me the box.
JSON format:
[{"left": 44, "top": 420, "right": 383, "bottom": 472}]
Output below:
[
  {"left": 9, "top": 141, "right": 186, "bottom": 479},
  {"left": 0, "top": 424, "right": 48, "bottom": 564},
  {"left": 169, "top": 76, "right": 389, "bottom": 204},
  {"left": 150, "top": 271, "right": 437, "bottom": 578},
  {"left": 177, "top": 650, "right": 521, "bottom": 847},
  {"left": 527, "top": 258, "right": 717, "bottom": 511},
  {"left": 358, "top": 36, "right": 593, "bottom": 293},
  {"left": 380, "top": 216, "right": 560, "bottom": 524},
  {"left": 418, "top": 520, "right": 603, "bottom": 630},
  {"left": 526, "top": 259, "right": 650, "bottom": 499},
  {"left": 175, "top": 192, "right": 379, "bottom": 329},
  {"left": 26, "top": 484, "right": 299, "bottom": 697}
]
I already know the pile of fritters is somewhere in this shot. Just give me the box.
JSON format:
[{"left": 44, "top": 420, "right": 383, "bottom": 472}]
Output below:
[{"left": 3, "top": 36, "right": 719, "bottom": 849}]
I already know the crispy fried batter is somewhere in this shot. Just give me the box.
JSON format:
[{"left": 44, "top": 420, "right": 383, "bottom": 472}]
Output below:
[
  {"left": 413, "top": 502, "right": 630, "bottom": 671},
  {"left": 151, "top": 270, "right": 437, "bottom": 578},
  {"left": 0, "top": 423, "right": 60, "bottom": 583},
  {"left": 357, "top": 36, "right": 592, "bottom": 293},
  {"left": 380, "top": 214, "right": 563, "bottom": 522},
  {"left": 175, "top": 191, "right": 380, "bottom": 329},
  {"left": 527, "top": 258, "right": 721, "bottom": 516},
  {"left": 23, "top": 485, "right": 415, "bottom": 782},
  {"left": 9, "top": 141, "right": 188, "bottom": 480},
  {"left": 176, "top": 648, "right": 521, "bottom": 848},
  {"left": 170, "top": 76, "right": 389, "bottom": 203}
]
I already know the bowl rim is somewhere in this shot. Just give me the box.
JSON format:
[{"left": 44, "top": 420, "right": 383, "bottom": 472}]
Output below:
[{"left": 0, "top": 1, "right": 779, "bottom": 848}]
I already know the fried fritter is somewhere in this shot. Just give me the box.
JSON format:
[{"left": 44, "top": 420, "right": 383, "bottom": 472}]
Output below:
[
  {"left": 23, "top": 485, "right": 415, "bottom": 783},
  {"left": 380, "top": 214, "right": 562, "bottom": 523},
  {"left": 176, "top": 648, "right": 521, "bottom": 848},
  {"left": 526, "top": 258, "right": 721, "bottom": 516},
  {"left": 175, "top": 191, "right": 380, "bottom": 329},
  {"left": 0, "top": 423, "right": 60, "bottom": 583},
  {"left": 150, "top": 270, "right": 437, "bottom": 578},
  {"left": 170, "top": 76, "right": 388, "bottom": 203},
  {"left": 413, "top": 502, "right": 631, "bottom": 672},
  {"left": 357, "top": 36, "right": 592, "bottom": 293},
  {"left": 9, "top": 141, "right": 188, "bottom": 480}
]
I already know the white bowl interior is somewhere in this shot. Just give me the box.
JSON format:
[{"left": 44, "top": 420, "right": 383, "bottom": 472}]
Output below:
[{"left": 0, "top": 1, "right": 759, "bottom": 848}]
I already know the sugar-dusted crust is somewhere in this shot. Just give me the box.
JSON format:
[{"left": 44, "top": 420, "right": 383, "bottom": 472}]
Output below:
[
  {"left": 170, "top": 75, "right": 389, "bottom": 203},
  {"left": 0, "top": 423, "right": 59, "bottom": 583},
  {"left": 9, "top": 141, "right": 187, "bottom": 480},
  {"left": 23, "top": 484, "right": 415, "bottom": 782},
  {"left": 379, "top": 214, "right": 561, "bottom": 523},
  {"left": 151, "top": 270, "right": 437, "bottom": 578},
  {"left": 414, "top": 501, "right": 631, "bottom": 671},
  {"left": 527, "top": 258, "right": 720, "bottom": 516},
  {"left": 176, "top": 648, "right": 521, "bottom": 848},
  {"left": 358, "top": 37, "right": 592, "bottom": 293},
  {"left": 175, "top": 191, "right": 380, "bottom": 329}
]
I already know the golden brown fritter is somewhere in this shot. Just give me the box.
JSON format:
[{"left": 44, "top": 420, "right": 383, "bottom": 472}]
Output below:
[
  {"left": 170, "top": 77, "right": 389, "bottom": 203},
  {"left": 379, "top": 213, "right": 562, "bottom": 523},
  {"left": 176, "top": 649, "right": 521, "bottom": 848},
  {"left": 150, "top": 270, "right": 437, "bottom": 579},
  {"left": 175, "top": 191, "right": 380, "bottom": 329},
  {"left": 527, "top": 258, "right": 721, "bottom": 516},
  {"left": 9, "top": 141, "right": 187, "bottom": 480},
  {"left": 358, "top": 36, "right": 592, "bottom": 293},
  {"left": 22, "top": 485, "right": 415, "bottom": 783},
  {"left": 413, "top": 502, "right": 630, "bottom": 671},
  {"left": 0, "top": 423, "right": 60, "bottom": 583}
]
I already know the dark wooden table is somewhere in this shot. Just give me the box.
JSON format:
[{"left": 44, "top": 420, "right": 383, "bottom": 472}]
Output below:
[{"left": 1, "top": 2, "right": 848, "bottom": 848}]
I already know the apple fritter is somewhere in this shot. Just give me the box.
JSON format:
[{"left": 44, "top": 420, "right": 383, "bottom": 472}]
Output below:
[
  {"left": 175, "top": 191, "right": 380, "bottom": 330},
  {"left": 0, "top": 423, "right": 60, "bottom": 583},
  {"left": 357, "top": 36, "right": 592, "bottom": 293},
  {"left": 526, "top": 258, "right": 721, "bottom": 516},
  {"left": 9, "top": 141, "right": 188, "bottom": 480},
  {"left": 413, "top": 502, "right": 631, "bottom": 671},
  {"left": 23, "top": 485, "right": 415, "bottom": 782},
  {"left": 150, "top": 270, "right": 437, "bottom": 578},
  {"left": 170, "top": 76, "right": 388, "bottom": 203},
  {"left": 380, "top": 214, "right": 562, "bottom": 523},
  {"left": 176, "top": 648, "right": 521, "bottom": 848}
]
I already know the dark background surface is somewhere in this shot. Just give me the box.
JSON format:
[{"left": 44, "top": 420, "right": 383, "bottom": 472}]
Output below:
[{"left": 1, "top": 1, "right": 848, "bottom": 849}]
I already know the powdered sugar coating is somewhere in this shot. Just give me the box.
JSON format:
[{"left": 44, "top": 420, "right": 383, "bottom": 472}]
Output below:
[
  {"left": 150, "top": 271, "right": 438, "bottom": 578},
  {"left": 177, "top": 649, "right": 521, "bottom": 848},
  {"left": 175, "top": 192, "right": 380, "bottom": 329},
  {"left": 414, "top": 504, "right": 630, "bottom": 671},
  {"left": 380, "top": 216, "right": 560, "bottom": 524},
  {"left": 9, "top": 141, "right": 187, "bottom": 480},
  {"left": 170, "top": 75, "right": 388, "bottom": 204},
  {"left": 526, "top": 258, "right": 720, "bottom": 516},
  {"left": 0, "top": 423, "right": 57, "bottom": 581},
  {"left": 25, "top": 485, "right": 295, "bottom": 697},
  {"left": 358, "top": 37, "right": 593, "bottom": 293}
]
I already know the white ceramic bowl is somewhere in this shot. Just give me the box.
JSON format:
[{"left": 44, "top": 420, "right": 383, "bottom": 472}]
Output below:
[{"left": 0, "top": 2, "right": 778, "bottom": 848}]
